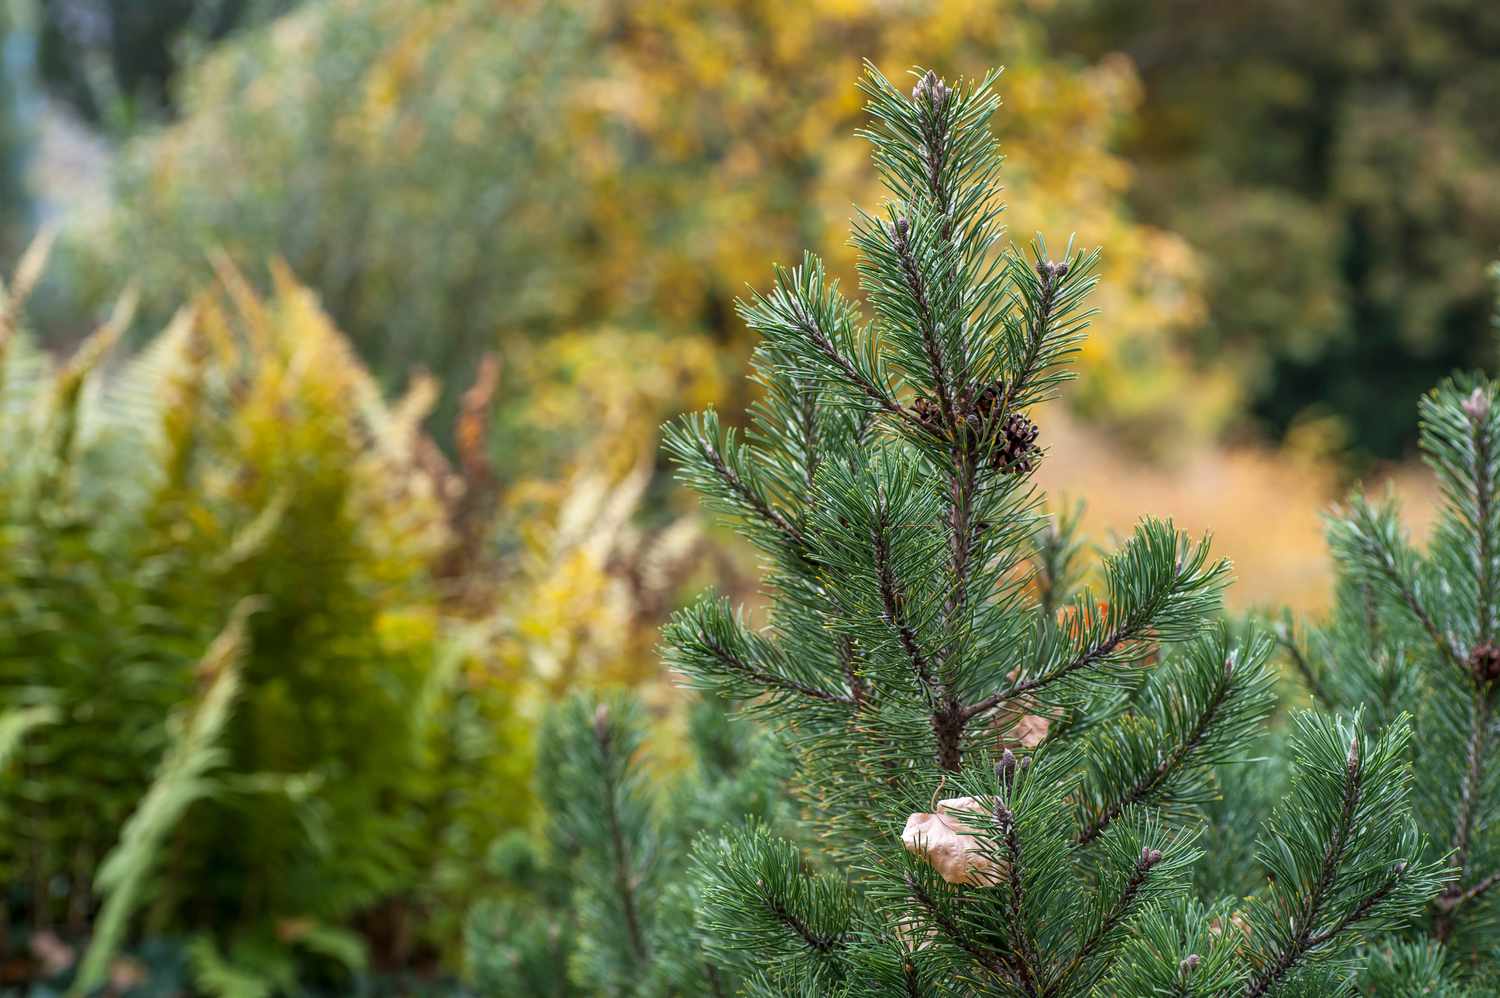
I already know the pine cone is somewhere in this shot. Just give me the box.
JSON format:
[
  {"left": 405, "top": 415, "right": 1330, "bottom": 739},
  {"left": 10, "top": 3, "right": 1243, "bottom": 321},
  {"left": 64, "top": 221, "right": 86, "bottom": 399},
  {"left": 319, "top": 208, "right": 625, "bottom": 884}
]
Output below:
[
  {"left": 994, "top": 412, "right": 1039, "bottom": 473},
  {"left": 1469, "top": 641, "right": 1500, "bottom": 685},
  {"left": 912, "top": 396, "right": 943, "bottom": 430},
  {"left": 971, "top": 380, "right": 1002, "bottom": 420}
]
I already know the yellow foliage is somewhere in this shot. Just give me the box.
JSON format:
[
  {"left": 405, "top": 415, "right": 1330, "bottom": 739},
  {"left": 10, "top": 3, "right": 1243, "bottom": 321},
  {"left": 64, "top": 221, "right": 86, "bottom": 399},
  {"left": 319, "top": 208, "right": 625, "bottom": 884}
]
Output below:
[
  {"left": 96, "top": 0, "right": 1232, "bottom": 448},
  {"left": 571, "top": 0, "right": 1235, "bottom": 442},
  {"left": 497, "top": 329, "right": 730, "bottom": 697}
]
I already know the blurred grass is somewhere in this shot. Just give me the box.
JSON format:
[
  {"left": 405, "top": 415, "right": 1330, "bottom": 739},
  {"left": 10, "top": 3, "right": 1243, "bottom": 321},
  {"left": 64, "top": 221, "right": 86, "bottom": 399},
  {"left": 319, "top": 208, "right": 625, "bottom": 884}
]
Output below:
[{"left": 1038, "top": 413, "right": 1441, "bottom": 613}]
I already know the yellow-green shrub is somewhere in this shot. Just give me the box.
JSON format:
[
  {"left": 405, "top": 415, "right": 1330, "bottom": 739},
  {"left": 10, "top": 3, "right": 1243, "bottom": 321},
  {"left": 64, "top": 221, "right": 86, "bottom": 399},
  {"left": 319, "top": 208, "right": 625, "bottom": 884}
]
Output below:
[
  {"left": 0, "top": 255, "right": 527, "bottom": 966},
  {"left": 72, "top": 0, "right": 1231, "bottom": 447}
]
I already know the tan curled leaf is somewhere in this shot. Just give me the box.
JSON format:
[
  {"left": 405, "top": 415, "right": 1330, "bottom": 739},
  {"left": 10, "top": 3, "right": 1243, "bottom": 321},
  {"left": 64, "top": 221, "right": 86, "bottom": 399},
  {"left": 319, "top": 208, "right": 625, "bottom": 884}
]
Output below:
[{"left": 901, "top": 796, "right": 1005, "bottom": 887}]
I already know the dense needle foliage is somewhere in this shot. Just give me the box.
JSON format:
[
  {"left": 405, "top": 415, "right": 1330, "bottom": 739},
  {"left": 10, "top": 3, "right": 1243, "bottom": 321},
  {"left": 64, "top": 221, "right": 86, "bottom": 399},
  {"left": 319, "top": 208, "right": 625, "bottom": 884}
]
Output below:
[
  {"left": 1282, "top": 372, "right": 1500, "bottom": 991},
  {"left": 469, "top": 63, "right": 1453, "bottom": 996}
]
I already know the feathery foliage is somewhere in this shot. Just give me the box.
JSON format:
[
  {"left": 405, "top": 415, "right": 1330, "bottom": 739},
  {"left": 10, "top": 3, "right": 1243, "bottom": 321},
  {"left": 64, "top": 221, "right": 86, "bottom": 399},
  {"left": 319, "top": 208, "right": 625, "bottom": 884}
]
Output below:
[
  {"left": 68, "top": 603, "right": 253, "bottom": 996},
  {"left": 0, "top": 242, "right": 529, "bottom": 983}
]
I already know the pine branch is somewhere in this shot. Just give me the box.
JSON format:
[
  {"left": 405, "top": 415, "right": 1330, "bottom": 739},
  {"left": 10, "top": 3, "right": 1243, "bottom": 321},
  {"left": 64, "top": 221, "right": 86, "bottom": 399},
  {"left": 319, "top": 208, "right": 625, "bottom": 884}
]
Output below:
[
  {"left": 1077, "top": 659, "right": 1235, "bottom": 847},
  {"left": 998, "top": 259, "right": 1065, "bottom": 419},
  {"left": 767, "top": 896, "right": 841, "bottom": 955},
  {"left": 965, "top": 521, "right": 1227, "bottom": 722},
  {"left": 1465, "top": 390, "right": 1497, "bottom": 640},
  {"left": 960, "top": 622, "right": 1133, "bottom": 724},
  {"left": 737, "top": 257, "right": 913, "bottom": 427},
  {"left": 1030, "top": 502, "right": 1086, "bottom": 618},
  {"left": 665, "top": 598, "right": 855, "bottom": 709},
  {"left": 1241, "top": 712, "right": 1441, "bottom": 998},
  {"left": 1435, "top": 691, "right": 1493, "bottom": 943},
  {"left": 995, "top": 793, "right": 1044, "bottom": 996},
  {"left": 890, "top": 217, "right": 956, "bottom": 428},
  {"left": 701, "top": 632, "right": 855, "bottom": 707},
  {"left": 660, "top": 60, "right": 1446, "bottom": 997},
  {"left": 1451, "top": 693, "right": 1492, "bottom": 883},
  {"left": 665, "top": 411, "right": 812, "bottom": 561},
  {"left": 694, "top": 825, "right": 852, "bottom": 985},
  {"left": 872, "top": 508, "right": 940, "bottom": 709},
  {"left": 1044, "top": 847, "right": 1163, "bottom": 996},
  {"left": 1242, "top": 735, "right": 1364, "bottom": 998},
  {"left": 1330, "top": 497, "right": 1465, "bottom": 672},
  {"left": 704, "top": 436, "right": 808, "bottom": 552},
  {"left": 905, "top": 873, "right": 1027, "bottom": 993},
  {"left": 1300, "top": 866, "right": 1407, "bottom": 951},
  {"left": 787, "top": 291, "right": 909, "bottom": 423},
  {"left": 595, "top": 708, "right": 650, "bottom": 962},
  {"left": 1271, "top": 619, "right": 1333, "bottom": 710},
  {"left": 1434, "top": 868, "right": 1500, "bottom": 917},
  {"left": 838, "top": 635, "right": 868, "bottom": 710}
]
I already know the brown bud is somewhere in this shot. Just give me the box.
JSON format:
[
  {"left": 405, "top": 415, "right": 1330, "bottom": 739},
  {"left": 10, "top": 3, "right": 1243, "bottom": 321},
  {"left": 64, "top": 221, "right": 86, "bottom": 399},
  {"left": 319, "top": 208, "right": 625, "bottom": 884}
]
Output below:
[
  {"left": 1140, "top": 846, "right": 1163, "bottom": 866},
  {"left": 1180, "top": 954, "right": 1201, "bottom": 974},
  {"left": 593, "top": 703, "right": 611, "bottom": 743},
  {"left": 997, "top": 748, "right": 1017, "bottom": 789}
]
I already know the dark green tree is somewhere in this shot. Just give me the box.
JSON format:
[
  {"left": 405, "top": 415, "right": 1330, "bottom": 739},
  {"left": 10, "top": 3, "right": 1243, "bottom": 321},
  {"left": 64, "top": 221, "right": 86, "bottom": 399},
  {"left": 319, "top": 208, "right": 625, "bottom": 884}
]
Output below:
[
  {"left": 1055, "top": 0, "right": 1500, "bottom": 460},
  {"left": 36, "top": 0, "right": 299, "bottom": 127},
  {"left": 645, "top": 64, "right": 1445, "bottom": 994}
]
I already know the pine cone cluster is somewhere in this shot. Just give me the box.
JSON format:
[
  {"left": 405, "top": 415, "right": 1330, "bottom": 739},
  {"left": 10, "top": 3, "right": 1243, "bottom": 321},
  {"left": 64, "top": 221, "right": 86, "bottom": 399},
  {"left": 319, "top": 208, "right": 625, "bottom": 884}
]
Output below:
[
  {"left": 910, "top": 380, "right": 1039, "bottom": 474},
  {"left": 1468, "top": 641, "right": 1500, "bottom": 686},
  {"left": 910, "top": 70, "right": 951, "bottom": 111},
  {"left": 1036, "top": 258, "right": 1070, "bottom": 283}
]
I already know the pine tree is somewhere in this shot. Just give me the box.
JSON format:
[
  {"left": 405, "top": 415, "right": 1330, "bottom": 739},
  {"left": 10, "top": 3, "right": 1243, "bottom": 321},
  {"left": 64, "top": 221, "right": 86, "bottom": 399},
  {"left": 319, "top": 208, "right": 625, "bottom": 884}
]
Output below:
[
  {"left": 649, "top": 64, "right": 1446, "bottom": 995},
  {"left": 1289, "top": 371, "right": 1500, "bottom": 991}
]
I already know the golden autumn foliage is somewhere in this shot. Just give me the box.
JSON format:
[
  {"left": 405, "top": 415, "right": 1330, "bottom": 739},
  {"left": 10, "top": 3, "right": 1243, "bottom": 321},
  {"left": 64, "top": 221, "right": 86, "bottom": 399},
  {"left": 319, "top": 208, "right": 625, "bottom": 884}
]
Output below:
[
  {"left": 581, "top": 0, "right": 1237, "bottom": 442},
  {"left": 79, "top": 0, "right": 1233, "bottom": 450},
  {"left": 496, "top": 328, "right": 733, "bottom": 697}
]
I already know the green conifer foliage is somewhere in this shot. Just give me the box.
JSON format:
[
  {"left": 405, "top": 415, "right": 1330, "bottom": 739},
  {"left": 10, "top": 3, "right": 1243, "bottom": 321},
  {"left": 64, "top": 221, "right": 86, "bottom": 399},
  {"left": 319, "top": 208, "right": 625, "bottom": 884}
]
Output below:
[
  {"left": 650, "top": 64, "right": 1446, "bottom": 995},
  {"left": 1291, "top": 371, "right": 1500, "bottom": 990},
  {"left": 465, "top": 693, "right": 788, "bottom": 996}
]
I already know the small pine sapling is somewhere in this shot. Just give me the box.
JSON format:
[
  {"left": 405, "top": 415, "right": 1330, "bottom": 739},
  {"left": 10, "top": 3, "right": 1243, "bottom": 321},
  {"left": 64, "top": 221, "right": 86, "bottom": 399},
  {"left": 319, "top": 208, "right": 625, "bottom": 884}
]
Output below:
[
  {"left": 658, "top": 64, "right": 1445, "bottom": 995},
  {"left": 464, "top": 694, "right": 788, "bottom": 996}
]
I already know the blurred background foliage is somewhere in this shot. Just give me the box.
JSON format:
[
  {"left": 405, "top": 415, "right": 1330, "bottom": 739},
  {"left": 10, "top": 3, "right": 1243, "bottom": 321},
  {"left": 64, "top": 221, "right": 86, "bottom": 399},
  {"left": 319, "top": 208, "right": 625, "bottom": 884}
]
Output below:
[
  {"left": 46, "top": 0, "right": 1228, "bottom": 449},
  {"left": 1055, "top": 0, "right": 1500, "bottom": 459},
  {"left": 0, "top": 0, "right": 1492, "bottom": 991}
]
